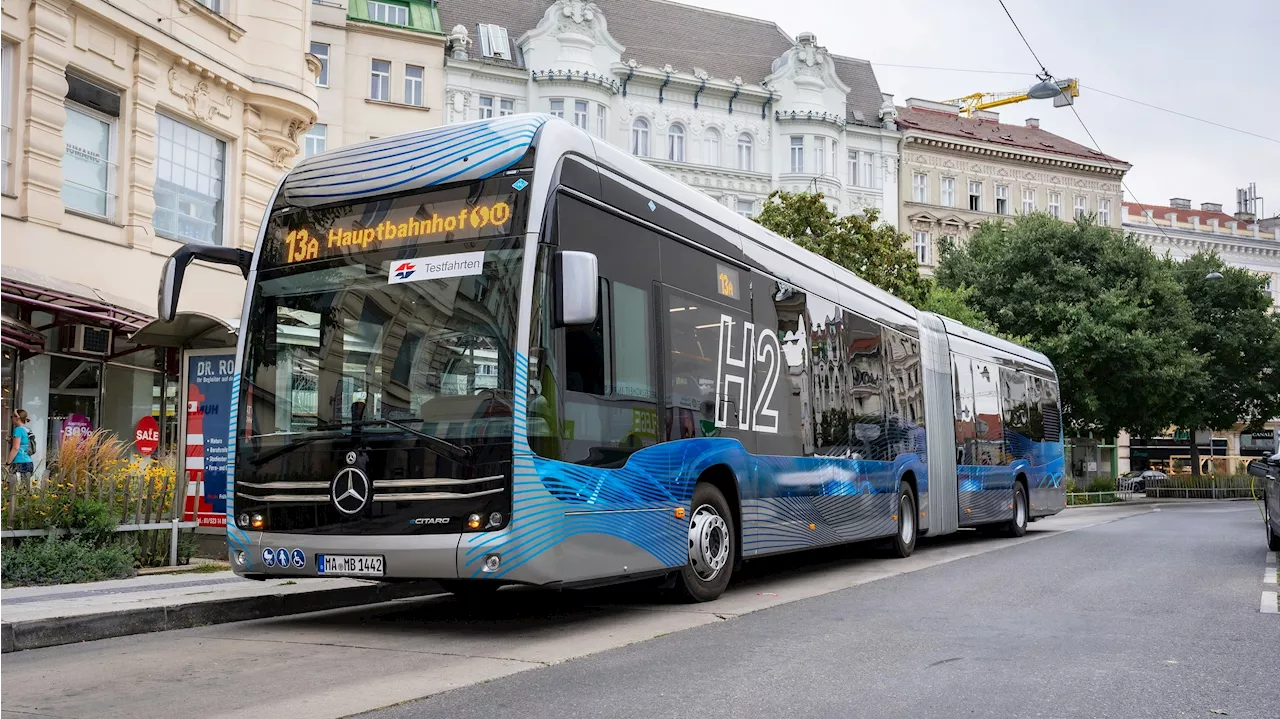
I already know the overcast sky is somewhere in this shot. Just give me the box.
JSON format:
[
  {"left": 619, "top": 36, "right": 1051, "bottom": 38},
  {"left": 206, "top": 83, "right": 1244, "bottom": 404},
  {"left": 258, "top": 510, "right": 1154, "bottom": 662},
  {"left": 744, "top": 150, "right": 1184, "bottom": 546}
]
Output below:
[{"left": 683, "top": 0, "right": 1280, "bottom": 217}]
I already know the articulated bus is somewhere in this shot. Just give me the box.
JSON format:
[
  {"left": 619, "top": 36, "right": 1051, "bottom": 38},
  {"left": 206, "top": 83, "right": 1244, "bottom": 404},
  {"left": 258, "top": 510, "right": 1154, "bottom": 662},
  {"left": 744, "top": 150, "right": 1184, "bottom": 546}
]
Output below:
[{"left": 159, "top": 114, "right": 1065, "bottom": 601}]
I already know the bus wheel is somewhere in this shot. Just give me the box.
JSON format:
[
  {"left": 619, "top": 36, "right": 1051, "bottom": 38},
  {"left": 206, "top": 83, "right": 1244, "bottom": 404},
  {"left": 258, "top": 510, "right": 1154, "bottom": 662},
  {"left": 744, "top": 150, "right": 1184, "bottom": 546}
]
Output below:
[
  {"left": 890, "top": 484, "right": 917, "bottom": 558},
  {"left": 678, "top": 483, "right": 734, "bottom": 602},
  {"left": 1001, "top": 483, "right": 1029, "bottom": 538}
]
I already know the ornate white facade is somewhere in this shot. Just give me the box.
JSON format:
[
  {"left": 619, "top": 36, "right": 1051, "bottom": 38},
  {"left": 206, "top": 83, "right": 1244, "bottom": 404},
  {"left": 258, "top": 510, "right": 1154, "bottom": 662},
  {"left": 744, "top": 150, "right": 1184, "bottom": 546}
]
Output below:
[{"left": 438, "top": 0, "right": 900, "bottom": 223}]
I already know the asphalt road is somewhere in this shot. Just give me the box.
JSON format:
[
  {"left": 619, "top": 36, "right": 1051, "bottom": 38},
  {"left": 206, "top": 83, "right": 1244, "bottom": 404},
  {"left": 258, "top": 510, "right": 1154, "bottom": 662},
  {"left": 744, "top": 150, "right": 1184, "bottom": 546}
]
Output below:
[
  {"left": 3, "top": 503, "right": 1276, "bottom": 719},
  {"left": 361, "top": 503, "right": 1279, "bottom": 719}
]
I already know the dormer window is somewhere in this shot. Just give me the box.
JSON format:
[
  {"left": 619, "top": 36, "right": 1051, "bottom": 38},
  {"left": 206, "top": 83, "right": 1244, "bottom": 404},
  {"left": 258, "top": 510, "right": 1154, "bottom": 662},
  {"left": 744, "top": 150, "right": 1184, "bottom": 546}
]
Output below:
[
  {"left": 478, "top": 24, "right": 511, "bottom": 59},
  {"left": 368, "top": 0, "right": 409, "bottom": 27}
]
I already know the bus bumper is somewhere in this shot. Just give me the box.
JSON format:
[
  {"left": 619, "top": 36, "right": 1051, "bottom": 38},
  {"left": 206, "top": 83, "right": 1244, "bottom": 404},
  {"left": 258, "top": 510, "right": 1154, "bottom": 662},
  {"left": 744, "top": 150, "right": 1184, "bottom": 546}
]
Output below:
[{"left": 229, "top": 531, "right": 465, "bottom": 580}]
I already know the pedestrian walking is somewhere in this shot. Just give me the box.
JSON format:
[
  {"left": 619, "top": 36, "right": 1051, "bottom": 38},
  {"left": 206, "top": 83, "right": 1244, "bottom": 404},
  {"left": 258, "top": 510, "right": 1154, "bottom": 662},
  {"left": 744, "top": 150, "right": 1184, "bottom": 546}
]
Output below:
[{"left": 8, "top": 409, "right": 37, "bottom": 481}]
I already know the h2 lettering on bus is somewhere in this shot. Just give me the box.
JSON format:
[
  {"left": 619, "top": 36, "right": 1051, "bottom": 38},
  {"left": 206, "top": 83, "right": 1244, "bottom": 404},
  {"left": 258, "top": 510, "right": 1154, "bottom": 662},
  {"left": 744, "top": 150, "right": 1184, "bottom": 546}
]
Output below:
[{"left": 715, "top": 315, "right": 780, "bottom": 433}]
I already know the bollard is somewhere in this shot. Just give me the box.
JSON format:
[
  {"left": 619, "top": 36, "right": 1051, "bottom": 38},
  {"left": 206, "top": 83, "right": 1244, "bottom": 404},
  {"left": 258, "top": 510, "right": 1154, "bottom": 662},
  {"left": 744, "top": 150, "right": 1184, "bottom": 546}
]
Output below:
[{"left": 169, "top": 517, "right": 180, "bottom": 566}]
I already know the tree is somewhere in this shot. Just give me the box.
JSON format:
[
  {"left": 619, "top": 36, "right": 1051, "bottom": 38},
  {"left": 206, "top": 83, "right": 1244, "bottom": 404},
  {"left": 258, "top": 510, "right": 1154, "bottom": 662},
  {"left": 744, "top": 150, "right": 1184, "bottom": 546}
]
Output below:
[
  {"left": 754, "top": 191, "right": 930, "bottom": 306},
  {"left": 936, "top": 213, "right": 1200, "bottom": 439},
  {"left": 1170, "top": 253, "right": 1280, "bottom": 475}
]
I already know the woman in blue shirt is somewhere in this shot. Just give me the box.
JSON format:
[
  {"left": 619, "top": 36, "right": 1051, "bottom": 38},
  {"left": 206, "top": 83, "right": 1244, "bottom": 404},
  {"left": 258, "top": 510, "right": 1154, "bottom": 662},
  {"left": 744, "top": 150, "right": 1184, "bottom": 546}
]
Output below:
[{"left": 8, "top": 409, "right": 35, "bottom": 479}]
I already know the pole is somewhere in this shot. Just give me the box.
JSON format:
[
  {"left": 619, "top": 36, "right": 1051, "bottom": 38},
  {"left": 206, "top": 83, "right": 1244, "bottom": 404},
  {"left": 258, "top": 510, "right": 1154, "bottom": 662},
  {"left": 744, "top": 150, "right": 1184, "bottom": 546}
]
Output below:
[{"left": 169, "top": 516, "right": 179, "bottom": 566}]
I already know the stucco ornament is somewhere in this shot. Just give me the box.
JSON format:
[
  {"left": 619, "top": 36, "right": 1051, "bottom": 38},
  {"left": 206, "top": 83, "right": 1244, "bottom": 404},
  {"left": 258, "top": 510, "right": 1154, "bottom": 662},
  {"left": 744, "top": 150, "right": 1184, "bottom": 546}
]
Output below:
[
  {"left": 556, "top": 0, "right": 599, "bottom": 25},
  {"left": 169, "top": 67, "right": 234, "bottom": 122},
  {"left": 448, "top": 24, "right": 472, "bottom": 59}
]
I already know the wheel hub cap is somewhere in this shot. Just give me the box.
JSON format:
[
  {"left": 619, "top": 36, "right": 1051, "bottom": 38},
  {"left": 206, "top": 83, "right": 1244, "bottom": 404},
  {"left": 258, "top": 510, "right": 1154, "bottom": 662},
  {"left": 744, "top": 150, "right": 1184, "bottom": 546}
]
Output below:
[
  {"left": 900, "top": 495, "right": 915, "bottom": 543},
  {"left": 1016, "top": 492, "right": 1026, "bottom": 526},
  {"left": 688, "top": 504, "right": 729, "bottom": 581}
]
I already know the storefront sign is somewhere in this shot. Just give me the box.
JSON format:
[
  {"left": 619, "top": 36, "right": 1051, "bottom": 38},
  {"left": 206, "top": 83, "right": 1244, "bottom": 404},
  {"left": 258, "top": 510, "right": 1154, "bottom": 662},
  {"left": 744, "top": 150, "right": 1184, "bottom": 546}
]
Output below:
[
  {"left": 134, "top": 415, "right": 159, "bottom": 456},
  {"left": 183, "top": 353, "right": 235, "bottom": 528},
  {"left": 62, "top": 414, "right": 92, "bottom": 440}
]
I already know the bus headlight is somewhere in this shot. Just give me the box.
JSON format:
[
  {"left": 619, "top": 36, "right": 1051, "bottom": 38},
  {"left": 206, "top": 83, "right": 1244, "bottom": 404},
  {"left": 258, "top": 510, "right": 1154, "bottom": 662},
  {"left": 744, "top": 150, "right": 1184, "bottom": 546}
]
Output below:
[
  {"left": 467, "top": 513, "right": 482, "bottom": 530},
  {"left": 234, "top": 551, "right": 246, "bottom": 566},
  {"left": 483, "top": 554, "right": 501, "bottom": 572},
  {"left": 237, "top": 513, "right": 250, "bottom": 529},
  {"left": 486, "top": 512, "right": 503, "bottom": 529},
  {"left": 250, "top": 513, "right": 264, "bottom": 529}
]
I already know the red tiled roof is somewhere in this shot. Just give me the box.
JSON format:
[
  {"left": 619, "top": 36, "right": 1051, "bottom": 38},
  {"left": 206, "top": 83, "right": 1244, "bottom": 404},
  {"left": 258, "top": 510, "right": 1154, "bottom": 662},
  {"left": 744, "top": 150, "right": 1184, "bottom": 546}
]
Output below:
[
  {"left": 1126, "top": 202, "right": 1244, "bottom": 227},
  {"left": 896, "top": 106, "right": 1128, "bottom": 166}
]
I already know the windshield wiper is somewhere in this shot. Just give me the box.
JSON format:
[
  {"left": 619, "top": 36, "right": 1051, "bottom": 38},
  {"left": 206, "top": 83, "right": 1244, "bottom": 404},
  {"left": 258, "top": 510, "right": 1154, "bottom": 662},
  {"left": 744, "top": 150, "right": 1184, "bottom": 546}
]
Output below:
[{"left": 338, "top": 418, "right": 474, "bottom": 462}]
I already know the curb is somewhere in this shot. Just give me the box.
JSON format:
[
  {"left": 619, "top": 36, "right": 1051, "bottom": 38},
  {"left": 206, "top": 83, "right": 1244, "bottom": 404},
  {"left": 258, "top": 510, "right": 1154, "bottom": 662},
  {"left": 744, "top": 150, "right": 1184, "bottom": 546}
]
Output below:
[{"left": 0, "top": 581, "right": 442, "bottom": 654}]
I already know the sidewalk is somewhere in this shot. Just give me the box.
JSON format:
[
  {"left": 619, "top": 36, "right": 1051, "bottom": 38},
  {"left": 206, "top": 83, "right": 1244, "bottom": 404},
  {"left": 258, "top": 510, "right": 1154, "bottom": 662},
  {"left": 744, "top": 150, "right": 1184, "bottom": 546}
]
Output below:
[{"left": 1, "top": 569, "right": 442, "bottom": 653}]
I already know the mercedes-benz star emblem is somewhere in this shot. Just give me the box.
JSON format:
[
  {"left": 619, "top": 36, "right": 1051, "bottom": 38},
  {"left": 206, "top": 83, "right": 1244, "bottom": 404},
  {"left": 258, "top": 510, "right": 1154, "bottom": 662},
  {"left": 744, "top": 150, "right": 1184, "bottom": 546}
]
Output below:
[
  {"left": 331, "top": 467, "right": 370, "bottom": 515},
  {"left": 345, "top": 451, "right": 358, "bottom": 465}
]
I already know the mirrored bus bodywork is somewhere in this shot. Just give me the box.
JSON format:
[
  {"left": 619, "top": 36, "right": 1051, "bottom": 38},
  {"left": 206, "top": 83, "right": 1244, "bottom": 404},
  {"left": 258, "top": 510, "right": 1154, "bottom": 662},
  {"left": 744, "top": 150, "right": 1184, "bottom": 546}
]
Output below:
[{"left": 162, "top": 114, "right": 1064, "bottom": 600}]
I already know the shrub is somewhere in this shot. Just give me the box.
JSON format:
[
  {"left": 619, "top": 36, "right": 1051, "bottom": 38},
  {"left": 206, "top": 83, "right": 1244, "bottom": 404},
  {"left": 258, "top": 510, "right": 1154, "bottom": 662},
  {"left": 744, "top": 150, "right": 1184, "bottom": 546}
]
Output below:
[
  {"left": 68, "top": 499, "right": 119, "bottom": 547},
  {"left": 1, "top": 536, "right": 136, "bottom": 587},
  {"left": 1087, "top": 477, "right": 1115, "bottom": 493}
]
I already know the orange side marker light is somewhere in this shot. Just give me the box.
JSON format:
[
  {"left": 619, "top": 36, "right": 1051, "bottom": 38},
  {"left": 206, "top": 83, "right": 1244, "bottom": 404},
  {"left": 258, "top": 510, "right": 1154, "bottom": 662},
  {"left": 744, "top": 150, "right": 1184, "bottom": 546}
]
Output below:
[{"left": 674, "top": 507, "right": 686, "bottom": 519}]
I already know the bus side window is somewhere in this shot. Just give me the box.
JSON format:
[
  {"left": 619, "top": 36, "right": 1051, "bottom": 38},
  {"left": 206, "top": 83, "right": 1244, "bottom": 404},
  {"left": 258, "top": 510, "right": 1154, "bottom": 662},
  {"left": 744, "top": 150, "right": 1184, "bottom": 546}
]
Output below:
[{"left": 566, "top": 279, "right": 609, "bottom": 395}]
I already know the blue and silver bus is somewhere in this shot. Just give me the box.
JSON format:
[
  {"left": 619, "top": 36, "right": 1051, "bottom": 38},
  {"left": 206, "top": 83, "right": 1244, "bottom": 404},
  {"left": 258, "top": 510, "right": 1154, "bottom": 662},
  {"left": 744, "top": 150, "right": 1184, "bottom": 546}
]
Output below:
[{"left": 158, "top": 115, "right": 1065, "bottom": 601}]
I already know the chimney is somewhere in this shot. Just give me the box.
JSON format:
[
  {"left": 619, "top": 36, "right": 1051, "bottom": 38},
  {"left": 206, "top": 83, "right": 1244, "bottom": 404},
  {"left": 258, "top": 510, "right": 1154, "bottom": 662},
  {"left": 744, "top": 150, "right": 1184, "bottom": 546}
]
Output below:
[
  {"left": 1025, "top": 118, "right": 1040, "bottom": 129},
  {"left": 1201, "top": 202, "right": 1223, "bottom": 213},
  {"left": 1169, "top": 198, "right": 1191, "bottom": 210}
]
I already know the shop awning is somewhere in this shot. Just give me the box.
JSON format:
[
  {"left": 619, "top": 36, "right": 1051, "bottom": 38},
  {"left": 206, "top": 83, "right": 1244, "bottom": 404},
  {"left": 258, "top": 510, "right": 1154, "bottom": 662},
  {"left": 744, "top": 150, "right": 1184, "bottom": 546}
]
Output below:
[
  {"left": 1, "top": 312, "right": 45, "bottom": 354},
  {"left": 130, "top": 313, "right": 239, "bottom": 349},
  {"left": 1, "top": 265, "right": 152, "bottom": 331}
]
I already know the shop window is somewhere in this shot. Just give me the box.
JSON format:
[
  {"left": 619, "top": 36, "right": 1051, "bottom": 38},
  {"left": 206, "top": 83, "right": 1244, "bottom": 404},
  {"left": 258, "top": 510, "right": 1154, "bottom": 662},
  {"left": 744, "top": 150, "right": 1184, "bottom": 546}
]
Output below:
[{"left": 63, "top": 73, "right": 120, "bottom": 220}]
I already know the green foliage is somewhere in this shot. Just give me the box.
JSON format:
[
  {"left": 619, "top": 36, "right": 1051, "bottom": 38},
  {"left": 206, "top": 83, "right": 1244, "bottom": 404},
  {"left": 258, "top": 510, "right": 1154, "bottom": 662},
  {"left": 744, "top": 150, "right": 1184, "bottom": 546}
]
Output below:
[
  {"left": 754, "top": 191, "right": 930, "bottom": 306},
  {"left": 67, "top": 499, "right": 119, "bottom": 547},
  {"left": 1, "top": 536, "right": 136, "bottom": 587},
  {"left": 1170, "top": 253, "right": 1280, "bottom": 435},
  {"left": 936, "top": 214, "right": 1199, "bottom": 438},
  {"left": 1087, "top": 477, "right": 1115, "bottom": 493}
]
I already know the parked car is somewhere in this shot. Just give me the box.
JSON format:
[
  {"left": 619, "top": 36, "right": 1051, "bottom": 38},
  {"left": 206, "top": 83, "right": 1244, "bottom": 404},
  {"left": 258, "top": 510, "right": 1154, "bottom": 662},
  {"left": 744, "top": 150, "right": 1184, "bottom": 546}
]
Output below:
[
  {"left": 1246, "top": 452, "right": 1280, "bottom": 551},
  {"left": 1118, "top": 470, "right": 1168, "bottom": 492}
]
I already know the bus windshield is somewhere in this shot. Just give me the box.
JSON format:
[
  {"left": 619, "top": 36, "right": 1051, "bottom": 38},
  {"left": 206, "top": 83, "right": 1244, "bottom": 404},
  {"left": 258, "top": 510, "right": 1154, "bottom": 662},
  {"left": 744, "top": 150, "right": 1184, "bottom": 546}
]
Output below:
[{"left": 240, "top": 178, "right": 531, "bottom": 451}]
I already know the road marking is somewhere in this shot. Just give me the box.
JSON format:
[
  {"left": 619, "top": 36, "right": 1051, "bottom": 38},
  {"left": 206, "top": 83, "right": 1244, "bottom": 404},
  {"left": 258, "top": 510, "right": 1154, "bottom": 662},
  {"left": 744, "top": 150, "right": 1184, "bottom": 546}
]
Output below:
[
  {"left": 1266, "top": 568, "right": 1277, "bottom": 585},
  {"left": 1262, "top": 591, "right": 1278, "bottom": 614},
  {"left": 1267, "top": 551, "right": 1277, "bottom": 564}
]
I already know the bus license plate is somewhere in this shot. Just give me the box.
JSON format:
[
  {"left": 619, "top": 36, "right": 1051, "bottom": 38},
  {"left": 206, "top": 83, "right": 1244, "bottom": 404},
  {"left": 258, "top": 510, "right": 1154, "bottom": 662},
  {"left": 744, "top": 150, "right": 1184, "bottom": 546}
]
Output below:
[{"left": 318, "top": 555, "right": 384, "bottom": 577}]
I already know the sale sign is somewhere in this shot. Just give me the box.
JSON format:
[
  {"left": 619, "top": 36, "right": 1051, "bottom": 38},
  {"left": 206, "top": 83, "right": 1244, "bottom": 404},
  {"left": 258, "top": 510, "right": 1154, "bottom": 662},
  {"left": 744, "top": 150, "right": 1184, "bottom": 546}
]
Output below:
[{"left": 134, "top": 415, "right": 159, "bottom": 456}]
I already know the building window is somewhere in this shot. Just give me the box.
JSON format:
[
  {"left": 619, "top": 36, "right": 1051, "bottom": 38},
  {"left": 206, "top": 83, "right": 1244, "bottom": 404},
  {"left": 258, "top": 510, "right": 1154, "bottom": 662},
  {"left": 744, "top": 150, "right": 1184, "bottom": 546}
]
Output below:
[
  {"left": 813, "top": 136, "right": 826, "bottom": 176},
  {"left": 830, "top": 142, "right": 837, "bottom": 181},
  {"left": 1048, "top": 191, "right": 1062, "bottom": 219},
  {"left": 195, "top": 0, "right": 221, "bottom": 12},
  {"left": 1074, "top": 195, "right": 1087, "bottom": 219},
  {"left": 912, "top": 172, "right": 928, "bottom": 203},
  {"left": 861, "top": 152, "right": 873, "bottom": 188},
  {"left": 702, "top": 127, "right": 720, "bottom": 166},
  {"left": 1022, "top": 187, "right": 1036, "bottom": 214},
  {"left": 789, "top": 136, "right": 804, "bottom": 173},
  {"left": 304, "top": 123, "right": 326, "bottom": 157},
  {"left": 477, "top": 24, "right": 511, "bottom": 60},
  {"left": 847, "top": 150, "right": 858, "bottom": 186},
  {"left": 404, "top": 65, "right": 424, "bottom": 106},
  {"left": 968, "top": 181, "right": 983, "bottom": 212},
  {"left": 939, "top": 177, "right": 955, "bottom": 207},
  {"left": 3, "top": 41, "right": 16, "bottom": 195},
  {"left": 478, "top": 95, "right": 494, "bottom": 119},
  {"left": 995, "top": 185, "right": 1010, "bottom": 215},
  {"left": 595, "top": 104, "right": 605, "bottom": 136},
  {"left": 913, "top": 231, "right": 930, "bottom": 264},
  {"left": 737, "top": 133, "right": 753, "bottom": 171},
  {"left": 500, "top": 98, "right": 515, "bottom": 117},
  {"left": 668, "top": 123, "right": 685, "bottom": 162},
  {"left": 1098, "top": 198, "right": 1111, "bottom": 226},
  {"left": 631, "top": 117, "right": 649, "bottom": 156},
  {"left": 62, "top": 74, "right": 120, "bottom": 220},
  {"left": 548, "top": 98, "right": 564, "bottom": 119},
  {"left": 367, "top": 0, "right": 408, "bottom": 26},
  {"left": 369, "top": 59, "right": 390, "bottom": 101},
  {"left": 154, "top": 114, "right": 225, "bottom": 245},
  {"left": 736, "top": 199, "right": 754, "bottom": 217},
  {"left": 311, "top": 42, "right": 329, "bottom": 87},
  {"left": 573, "top": 100, "right": 589, "bottom": 130}
]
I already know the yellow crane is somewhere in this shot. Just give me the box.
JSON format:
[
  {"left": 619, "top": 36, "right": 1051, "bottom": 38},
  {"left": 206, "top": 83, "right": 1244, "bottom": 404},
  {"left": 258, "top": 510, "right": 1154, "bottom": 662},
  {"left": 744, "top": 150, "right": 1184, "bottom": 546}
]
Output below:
[{"left": 942, "top": 78, "right": 1080, "bottom": 118}]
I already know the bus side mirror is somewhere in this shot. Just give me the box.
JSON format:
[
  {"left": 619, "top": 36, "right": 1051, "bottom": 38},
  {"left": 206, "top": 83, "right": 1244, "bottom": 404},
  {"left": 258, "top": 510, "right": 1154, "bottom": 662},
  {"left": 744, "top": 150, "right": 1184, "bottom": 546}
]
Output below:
[
  {"left": 158, "top": 245, "right": 253, "bottom": 321},
  {"left": 1248, "top": 459, "right": 1276, "bottom": 480},
  {"left": 554, "top": 250, "right": 599, "bottom": 327}
]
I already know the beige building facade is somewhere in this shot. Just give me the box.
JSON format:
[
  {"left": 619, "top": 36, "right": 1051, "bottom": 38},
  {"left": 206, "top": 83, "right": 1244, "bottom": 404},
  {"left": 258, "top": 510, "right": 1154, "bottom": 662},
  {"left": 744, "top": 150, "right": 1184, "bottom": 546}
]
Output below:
[
  {"left": 306, "top": 0, "right": 446, "bottom": 155},
  {"left": 894, "top": 99, "right": 1130, "bottom": 274},
  {"left": 1, "top": 0, "right": 317, "bottom": 461}
]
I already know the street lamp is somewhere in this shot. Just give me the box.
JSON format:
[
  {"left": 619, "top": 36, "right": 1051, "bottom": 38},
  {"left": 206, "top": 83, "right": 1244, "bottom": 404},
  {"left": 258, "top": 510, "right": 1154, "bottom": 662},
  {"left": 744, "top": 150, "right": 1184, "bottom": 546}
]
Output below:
[
  {"left": 1027, "top": 76, "right": 1063, "bottom": 100},
  {"left": 1205, "top": 271, "right": 1224, "bottom": 280}
]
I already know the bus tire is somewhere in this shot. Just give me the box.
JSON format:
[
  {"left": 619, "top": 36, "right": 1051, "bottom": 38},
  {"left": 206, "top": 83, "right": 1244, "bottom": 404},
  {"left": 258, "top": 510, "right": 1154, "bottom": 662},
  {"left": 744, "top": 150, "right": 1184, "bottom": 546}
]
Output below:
[
  {"left": 890, "top": 483, "right": 918, "bottom": 558},
  {"left": 1001, "top": 482, "right": 1029, "bottom": 538},
  {"left": 677, "top": 482, "right": 735, "bottom": 603}
]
